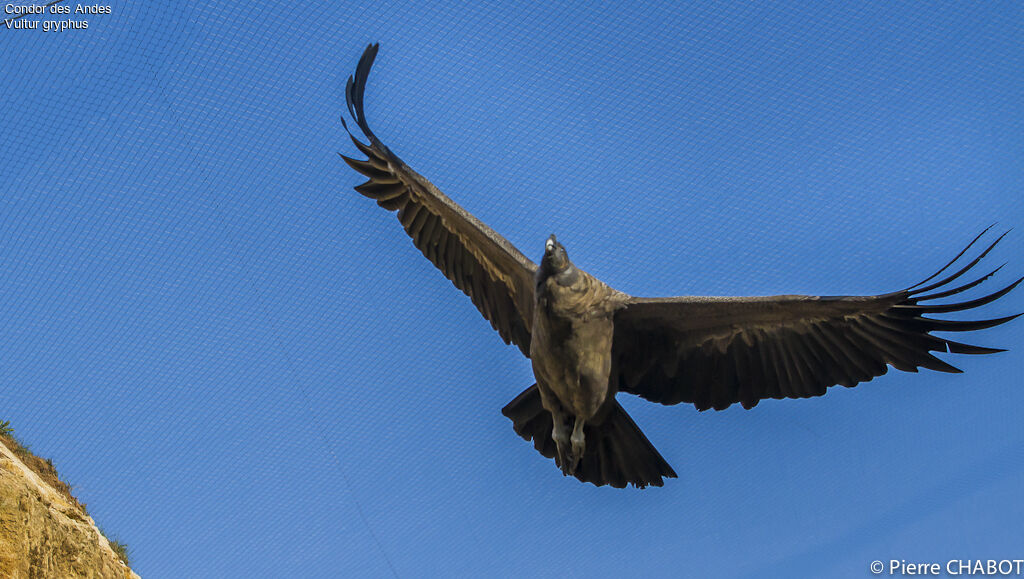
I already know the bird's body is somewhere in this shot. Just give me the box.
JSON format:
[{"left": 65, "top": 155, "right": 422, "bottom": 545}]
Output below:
[
  {"left": 532, "top": 275, "right": 617, "bottom": 425},
  {"left": 533, "top": 249, "right": 621, "bottom": 421},
  {"left": 531, "top": 240, "right": 629, "bottom": 473},
  {"left": 339, "top": 44, "right": 1020, "bottom": 488}
]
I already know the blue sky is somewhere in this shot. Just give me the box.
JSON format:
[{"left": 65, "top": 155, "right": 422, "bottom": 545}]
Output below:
[{"left": 2, "top": 1, "right": 1022, "bottom": 577}]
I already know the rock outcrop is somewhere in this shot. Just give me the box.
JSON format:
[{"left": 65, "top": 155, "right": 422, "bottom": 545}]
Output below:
[{"left": 0, "top": 437, "right": 139, "bottom": 578}]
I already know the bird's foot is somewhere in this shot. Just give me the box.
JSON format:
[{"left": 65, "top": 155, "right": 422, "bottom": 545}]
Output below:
[
  {"left": 553, "top": 430, "right": 572, "bottom": 476},
  {"left": 569, "top": 428, "right": 585, "bottom": 474}
]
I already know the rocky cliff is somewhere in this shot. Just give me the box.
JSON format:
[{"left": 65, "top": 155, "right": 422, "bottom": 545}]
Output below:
[{"left": 0, "top": 436, "right": 139, "bottom": 578}]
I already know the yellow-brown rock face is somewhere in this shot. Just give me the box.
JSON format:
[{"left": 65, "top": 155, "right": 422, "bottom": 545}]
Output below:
[{"left": 0, "top": 439, "right": 139, "bottom": 578}]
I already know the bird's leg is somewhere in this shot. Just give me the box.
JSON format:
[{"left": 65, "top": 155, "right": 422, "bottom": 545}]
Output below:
[
  {"left": 550, "top": 410, "right": 572, "bottom": 476},
  {"left": 537, "top": 386, "right": 573, "bottom": 475},
  {"left": 569, "top": 416, "right": 585, "bottom": 473}
]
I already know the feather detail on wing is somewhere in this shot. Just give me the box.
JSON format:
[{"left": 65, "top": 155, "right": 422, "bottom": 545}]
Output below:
[
  {"left": 340, "top": 44, "right": 537, "bottom": 355},
  {"left": 612, "top": 227, "right": 1022, "bottom": 410}
]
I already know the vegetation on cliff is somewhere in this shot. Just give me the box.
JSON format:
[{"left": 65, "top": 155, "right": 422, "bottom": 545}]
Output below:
[{"left": 0, "top": 418, "right": 133, "bottom": 569}]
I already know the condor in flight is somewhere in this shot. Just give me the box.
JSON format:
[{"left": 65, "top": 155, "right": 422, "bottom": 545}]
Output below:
[{"left": 339, "top": 44, "right": 1020, "bottom": 488}]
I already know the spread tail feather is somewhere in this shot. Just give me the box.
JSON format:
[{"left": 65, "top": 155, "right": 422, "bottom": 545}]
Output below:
[{"left": 502, "top": 385, "right": 677, "bottom": 488}]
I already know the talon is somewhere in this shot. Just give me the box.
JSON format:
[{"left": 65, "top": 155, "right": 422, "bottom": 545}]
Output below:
[
  {"left": 553, "top": 424, "right": 572, "bottom": 476},
  {"left": 569, "top": 418, "right": 586, "bottom": 474},
  {"left": 568, "top": 448, "right": 582, "bottom": 473},
  {"left": 556, "top": 446, "right": 573, "bottom": 475}
]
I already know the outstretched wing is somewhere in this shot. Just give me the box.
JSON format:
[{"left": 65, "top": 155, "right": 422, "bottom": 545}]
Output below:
[
  {"left": 612, "top": 229, "right": 1022, "bottom": 410},
  {"left": 340, "top": 44, "right": 537, "bottom": 356}
]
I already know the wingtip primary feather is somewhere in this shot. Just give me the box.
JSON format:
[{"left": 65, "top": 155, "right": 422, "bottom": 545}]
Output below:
[
  {"left": 904, "top": 225, "right": 998, "bottom": 292},
  {"left": 920, "top": 353, "right": 963, "bottom": 373},
  {"left": 907, "top": 229, "right": 1010, "bottom": 297},
  {"left": 911, "top": 263, "right": 1006, "bottom": 302},
  {"left": 918, "top": 311, "right": 1024, "bottom": 333},
  {"left": 943, "top": 339, "right": 1007, "bottom": 355},
  {"left": 343, "top": 43, "right": 382, "bottom": 142},
  {"left": 349, "top": 43, "right": 381, "bottom": 138},
  {"left": 905, "top": 276, "right": 1024, "bottom": 314}
]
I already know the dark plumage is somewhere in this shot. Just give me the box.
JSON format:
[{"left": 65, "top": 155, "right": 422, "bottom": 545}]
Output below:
[{"left": 339, "top": 44, "right": 1021, "bottom": 488}]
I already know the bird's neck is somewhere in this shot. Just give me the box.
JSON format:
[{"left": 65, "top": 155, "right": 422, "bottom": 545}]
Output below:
[{"left": 537, "top": 263, "right": 580, "bottom": 290}]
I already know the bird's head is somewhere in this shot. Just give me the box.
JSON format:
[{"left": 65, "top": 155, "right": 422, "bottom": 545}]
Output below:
[{"left": 542, "top": 234, "right": 571, "bottom": 273}]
